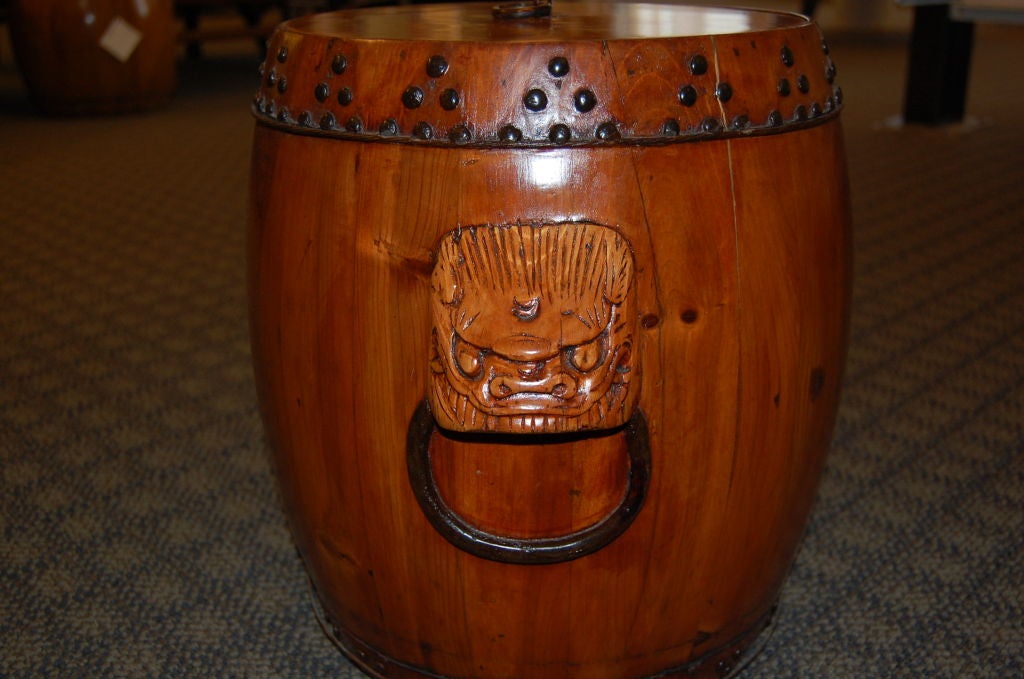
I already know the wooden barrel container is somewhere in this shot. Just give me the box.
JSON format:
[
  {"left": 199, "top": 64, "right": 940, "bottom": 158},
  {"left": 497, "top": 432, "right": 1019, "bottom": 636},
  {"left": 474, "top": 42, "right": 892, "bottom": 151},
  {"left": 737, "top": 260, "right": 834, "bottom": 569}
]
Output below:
[
  {"left": 8, "top": 0, "right": 177, "bottom": 114},
  {"left": 248, "top": 2, "right": 849, "bottom": 677}
]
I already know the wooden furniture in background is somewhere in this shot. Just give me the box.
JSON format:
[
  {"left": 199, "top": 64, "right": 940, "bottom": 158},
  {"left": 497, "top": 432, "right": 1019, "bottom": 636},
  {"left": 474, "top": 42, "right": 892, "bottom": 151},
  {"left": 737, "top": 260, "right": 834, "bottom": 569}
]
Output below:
[
  {"left": 8, "top": 0, "right": 177, "bottom": 114},
  {"left": 174, "top": 0, "right": 287, "bottom": 58},
  {"left": 248, "top": 2, "right": 850, "bottom": 677},
  {"left": 172, "top": 0, "right": 381, "bottom": 58}
]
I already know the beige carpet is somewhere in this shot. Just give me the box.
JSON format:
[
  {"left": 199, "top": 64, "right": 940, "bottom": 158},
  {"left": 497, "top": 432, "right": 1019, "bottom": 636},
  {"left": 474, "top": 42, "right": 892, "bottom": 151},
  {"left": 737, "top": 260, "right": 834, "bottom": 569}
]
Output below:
[{"left": 1, "top": 19, "right": 1022, "bottom": 679}]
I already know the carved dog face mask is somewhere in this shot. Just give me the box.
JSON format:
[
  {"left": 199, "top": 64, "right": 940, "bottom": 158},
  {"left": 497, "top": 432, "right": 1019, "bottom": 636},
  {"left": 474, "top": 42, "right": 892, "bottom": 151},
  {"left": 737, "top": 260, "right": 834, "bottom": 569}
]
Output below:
[{"left": 429, "top": 223, "right": 639, "bottom": 434}]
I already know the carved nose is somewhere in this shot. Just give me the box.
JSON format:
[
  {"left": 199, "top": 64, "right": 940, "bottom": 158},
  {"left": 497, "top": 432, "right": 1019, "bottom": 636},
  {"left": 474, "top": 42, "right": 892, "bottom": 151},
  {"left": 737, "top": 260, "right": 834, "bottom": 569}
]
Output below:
[
  {"left": 492, "top": 335, "right": 555, "bottom": 361},
  {"left": 489, "top": 373, "right": 578, "bottom": 400}
]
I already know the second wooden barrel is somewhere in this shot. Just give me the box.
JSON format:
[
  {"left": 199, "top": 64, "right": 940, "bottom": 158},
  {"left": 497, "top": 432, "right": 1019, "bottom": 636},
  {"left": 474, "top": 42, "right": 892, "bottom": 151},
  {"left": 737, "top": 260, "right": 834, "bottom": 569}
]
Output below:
[
  {"left": 8, "top": 0, "right": 177, "bottom": 114},
  {"left": 248, "top": 2, "right": 850, "bottom": 677}
]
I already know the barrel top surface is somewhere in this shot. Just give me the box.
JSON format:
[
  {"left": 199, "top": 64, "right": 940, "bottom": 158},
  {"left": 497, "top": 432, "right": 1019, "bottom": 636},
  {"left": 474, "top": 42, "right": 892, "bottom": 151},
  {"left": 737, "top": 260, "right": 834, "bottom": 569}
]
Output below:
[
  {"left": 283, "top": 2, "right": 808, "bottom": 43},
  {"left": 253, "top": 0, "right": 841, "bottom": 147}
]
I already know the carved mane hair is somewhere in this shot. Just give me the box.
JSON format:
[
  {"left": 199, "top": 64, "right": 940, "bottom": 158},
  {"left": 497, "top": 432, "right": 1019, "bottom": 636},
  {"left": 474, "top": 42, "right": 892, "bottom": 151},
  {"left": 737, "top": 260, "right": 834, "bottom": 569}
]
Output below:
[{"left": 434, "top": 223, "right": 633, "bottom": 307}]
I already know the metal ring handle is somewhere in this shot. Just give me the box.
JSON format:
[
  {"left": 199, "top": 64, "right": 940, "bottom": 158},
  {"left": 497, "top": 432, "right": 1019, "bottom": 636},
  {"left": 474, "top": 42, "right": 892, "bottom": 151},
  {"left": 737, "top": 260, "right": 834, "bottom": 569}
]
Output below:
[{"left": 406, "top": 400, "right": 650, "bottom": 565}]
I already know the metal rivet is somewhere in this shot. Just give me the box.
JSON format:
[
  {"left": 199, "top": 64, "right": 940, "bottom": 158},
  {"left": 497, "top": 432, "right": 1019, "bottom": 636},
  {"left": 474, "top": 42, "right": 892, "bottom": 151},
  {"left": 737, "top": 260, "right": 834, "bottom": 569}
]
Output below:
[
  {"left": 822, "top": 41, "right": 830, "bottom": 55},
  {"left": 701, "top": 117, "right": 720, "bottom": 133},
  {"left": 258, "top": 62, "right": 265, "bottom": 78},
  {"left": 319, "top": 112, "right": 336, "bottom": 130},
  {"left": 346, "top": 116, "right": 363, "bottom": 133},
  {"left": 498, "top": 124, "right": 522, "bottom": 142},
  {"left": 778, "top": 78, "right": 791, "bottom": 96},
  {"left": 277, "top": 77, "right": 288, "bottom": 94},
  {"left": 810, "top": 102, "right": 822, "bottom": 117},
  {"left": 314, "top": 82, "right": 330, "bottom": 102},
  {"left": 331, "top": 54, "right": 347, "bottom": 75},
  {"left": 266, "top": 69, "right": 277, "bottom": 87},
  {"left": 276, "top": 106, "right": 289, "bottom": 122},
  {"left": 781, "top": 45, "right": 794, "bottom": 67},
  {"left": 524, "top": 89, "right": 548, "bottom": 112},
  {"left": 824, "top": 95, "right": 835, "bottom": 113},
  {"left": 413, "top": 122, "right": 433, "bottom": 139},
  {"left": 797, "top": 74, "right": 810, "bottom": 94},
  {"left": 794, "top": 105, "right": 808, "bottom": 121},
  {"left": 662, "top": 119, "right": 680, "bottom": 136},
  {"left": 834, "top": 86, "right": 844, "bottom": 105},
  {"left": 277, "top": 46, "right": 288, "bottom": 63},
  {"left": 266, "top": 100, "right": 276, "bottom": 117},
  {"left": 731, "top": 114, "right": 749, "bottom": 130},
  {"left": 689, "top": 54, "right": 708, "bottom": 76},
  {"left": 253, "top": 95, "right": 263, "bottom": 113},
  {"left": 715, "top": 82, "right": 733, "bottom": 102},
  {"left": 298, "top": 111, "right": 312, "bottom": 127},
  {"left": 337, "top": 87, "right": 353, "bottom": 106},
  {"left": 548, "top": 124, "right": 571, "bottom": 143},
  {"left": 403, "top": 86, "right": 424, "bottom": 109},
  {"left": 449, "top": 125, "right": 471, "bottom": 144},
  {"left": 427, "top": 55, "right": 449, "bottom": 78},
  {"left": 595, "top": 122, "right": 619, "bottom": 141},
  {"left": 440, "top": 89, "right": 460, "bottom": 110},
  {"left": 574, "top": 89, "right": 597, "bottom": 113},
  {"left": 767, "top": 109, "right": 782, "bottom": 127},
  {"left": 678, "top": 85, "right": 698, "bottom": 107},
  {"left": 548, "top": 56, "right": 570, "bottom": 77},
  {"left": 681, "top": 308, "right": 699, "bottom": 324},
  {"left": 826, "top": 61, "right": 837, "bottom": 84},
  {"left": 379, "top": 118, "right": 399, "bottom": 136}
]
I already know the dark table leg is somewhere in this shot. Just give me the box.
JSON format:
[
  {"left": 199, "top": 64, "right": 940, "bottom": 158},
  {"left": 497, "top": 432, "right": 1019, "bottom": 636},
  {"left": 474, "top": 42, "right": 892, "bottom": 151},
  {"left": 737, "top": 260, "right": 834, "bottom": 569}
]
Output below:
[
  {"left": 903, "top": 3, "right": 975, "bottom": 124},
  {"left": 182, "top": 7, "right": 203, "bottom": 60}
]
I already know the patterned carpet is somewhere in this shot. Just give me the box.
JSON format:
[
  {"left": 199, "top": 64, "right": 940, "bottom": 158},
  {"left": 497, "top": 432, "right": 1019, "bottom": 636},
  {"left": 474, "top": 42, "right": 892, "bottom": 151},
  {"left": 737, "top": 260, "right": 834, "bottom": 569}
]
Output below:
[{"left": 1, "top": 20, "right": 1022, "bottom": 679}]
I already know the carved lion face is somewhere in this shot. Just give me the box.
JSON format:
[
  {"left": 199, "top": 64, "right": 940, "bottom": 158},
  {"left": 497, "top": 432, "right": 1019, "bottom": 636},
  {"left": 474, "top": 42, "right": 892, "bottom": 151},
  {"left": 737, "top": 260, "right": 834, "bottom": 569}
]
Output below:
[{"left": 429, "top": 223, "right": 639, "bottom": 434}]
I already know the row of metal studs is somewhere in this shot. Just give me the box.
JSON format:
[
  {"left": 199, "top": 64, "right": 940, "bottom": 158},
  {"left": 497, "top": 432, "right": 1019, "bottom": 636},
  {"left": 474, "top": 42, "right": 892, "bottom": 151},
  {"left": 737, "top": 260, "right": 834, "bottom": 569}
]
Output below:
[
  {"left": 255, "top": 37, "right": 838, "bottom": 144},
  {"left": 252, "top": 86, "right": 842, "bottom": 145},
  {"left": 259, "top": 39, "right": 835, "bottom": 121}
]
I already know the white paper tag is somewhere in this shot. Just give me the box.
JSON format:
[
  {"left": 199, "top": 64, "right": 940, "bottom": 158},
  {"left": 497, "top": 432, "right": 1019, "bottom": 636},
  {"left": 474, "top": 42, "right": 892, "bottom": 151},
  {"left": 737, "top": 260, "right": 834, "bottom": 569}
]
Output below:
[{"left": 98, "top": 16, "right": 143, "bottom": 63}]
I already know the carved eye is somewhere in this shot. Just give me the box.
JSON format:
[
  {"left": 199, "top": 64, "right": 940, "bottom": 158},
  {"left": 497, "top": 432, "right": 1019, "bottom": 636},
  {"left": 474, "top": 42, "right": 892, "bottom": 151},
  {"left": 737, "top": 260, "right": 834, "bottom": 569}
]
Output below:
[
  {"left": 567, "top": 335, "right": 606, "bottom": 373},
  {"left": 452, "top": 336, "right": 484, "bottom": 379}
]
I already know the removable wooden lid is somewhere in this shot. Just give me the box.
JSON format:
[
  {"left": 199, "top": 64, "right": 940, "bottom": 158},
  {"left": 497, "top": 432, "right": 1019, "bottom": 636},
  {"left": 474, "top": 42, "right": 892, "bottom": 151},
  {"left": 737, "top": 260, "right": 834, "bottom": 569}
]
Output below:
[{"left": 252, "top": 0, "right": 841, "bottom": 146}]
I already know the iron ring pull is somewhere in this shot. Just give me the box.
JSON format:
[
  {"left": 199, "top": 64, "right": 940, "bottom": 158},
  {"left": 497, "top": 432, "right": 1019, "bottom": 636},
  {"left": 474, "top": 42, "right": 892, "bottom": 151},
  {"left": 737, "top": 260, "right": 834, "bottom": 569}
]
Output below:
[{"left": 406, "top": 400, "right": 651, "bottom": 565}]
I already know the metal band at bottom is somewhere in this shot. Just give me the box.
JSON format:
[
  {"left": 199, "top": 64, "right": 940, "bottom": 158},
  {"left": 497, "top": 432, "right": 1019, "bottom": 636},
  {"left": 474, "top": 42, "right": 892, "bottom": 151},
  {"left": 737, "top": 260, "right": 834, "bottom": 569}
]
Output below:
[{"left": 406, "top": 400, "right": 651, "bottom": 565}]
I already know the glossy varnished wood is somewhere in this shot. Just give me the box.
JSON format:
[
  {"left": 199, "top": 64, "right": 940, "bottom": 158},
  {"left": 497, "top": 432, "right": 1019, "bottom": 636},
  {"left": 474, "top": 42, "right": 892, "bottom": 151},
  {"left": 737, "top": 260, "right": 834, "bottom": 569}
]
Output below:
[
  {"left": 9, "top": 0, "right": 177, "bottom": 114},
  {"left": 248, "top": 4, "right": 850, "bottom": 677},
  {"left": 251, "top": 1, "right": 840, "bottom": 146}
]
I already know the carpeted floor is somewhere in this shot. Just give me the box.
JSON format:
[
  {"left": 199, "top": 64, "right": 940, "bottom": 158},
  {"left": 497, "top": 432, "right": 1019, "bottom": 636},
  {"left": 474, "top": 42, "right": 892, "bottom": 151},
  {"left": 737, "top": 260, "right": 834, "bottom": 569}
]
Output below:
[{"left": 1, "top": 16, "right": 1022, "bottom": 679}]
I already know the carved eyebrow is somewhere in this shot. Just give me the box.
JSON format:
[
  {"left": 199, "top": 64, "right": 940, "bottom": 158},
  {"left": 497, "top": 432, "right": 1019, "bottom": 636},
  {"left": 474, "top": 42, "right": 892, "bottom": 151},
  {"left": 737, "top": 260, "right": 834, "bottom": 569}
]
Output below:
[
  {"left": 571, "top": 312, "right": 593, "bottom": 329},
  {"left": 458, "top": 309, "right": 481, "bottom": 331}
]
